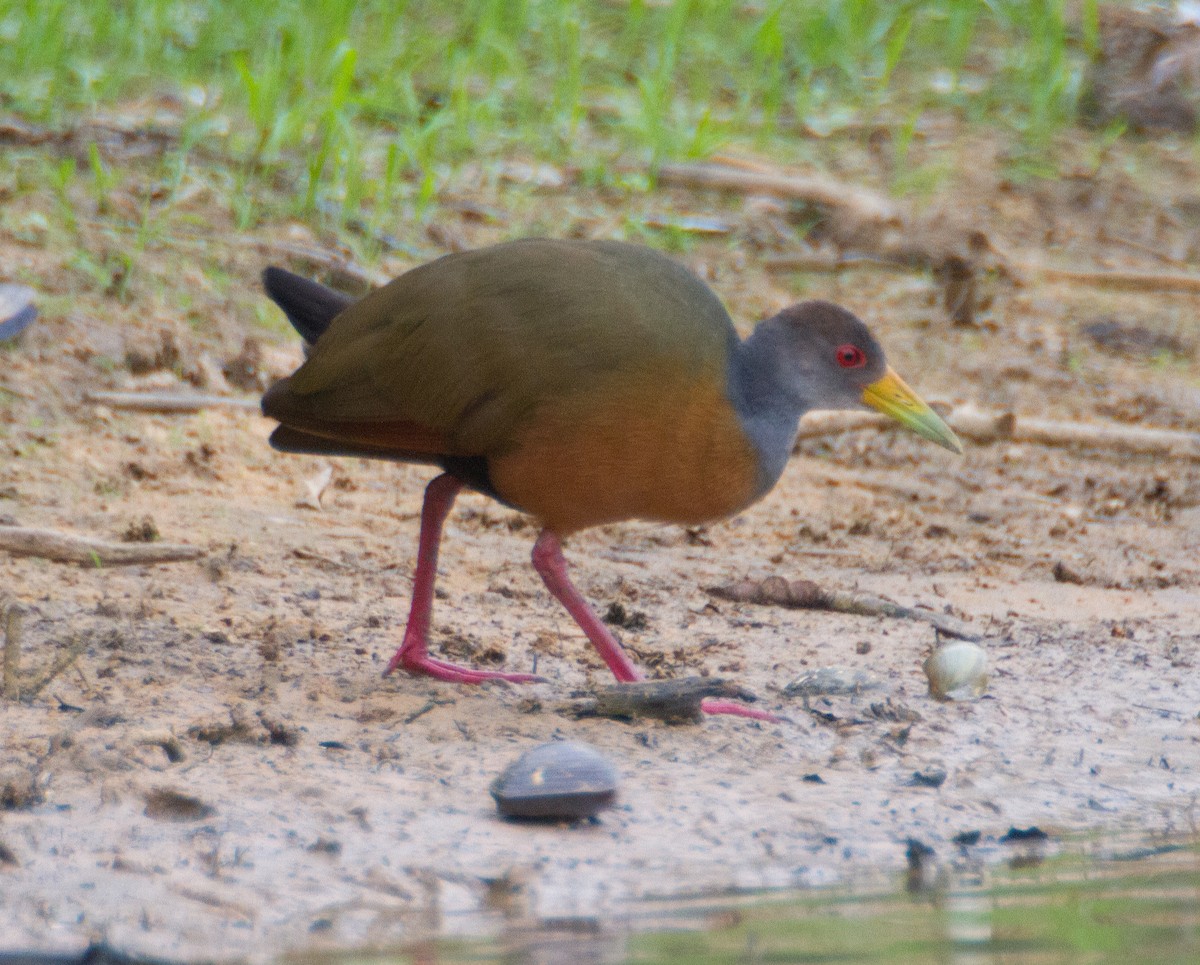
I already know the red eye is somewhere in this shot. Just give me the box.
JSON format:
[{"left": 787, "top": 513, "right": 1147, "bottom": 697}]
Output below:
[{"left": 836, "top": 344, "right": 866, "bottom": 368}]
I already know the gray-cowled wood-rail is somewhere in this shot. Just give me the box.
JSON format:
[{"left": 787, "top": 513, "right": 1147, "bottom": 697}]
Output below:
[{"left": 262, "top": 239, "right": 961, "bottom": 719}]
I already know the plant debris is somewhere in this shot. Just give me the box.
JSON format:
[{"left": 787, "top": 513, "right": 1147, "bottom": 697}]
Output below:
[
  {"left": 709, "top": 577, "right": 980, "bottom": 641},
  {"left": 569, "top": 677, "right": 762, "bottom": 724},
  {"left": 0, "top": 526, "right": 204, "bottom": 566}
]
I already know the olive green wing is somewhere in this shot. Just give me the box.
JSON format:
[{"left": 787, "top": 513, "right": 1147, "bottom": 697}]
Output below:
[{"left": 262, "top": 239, "right": 737, "bottom": 459}]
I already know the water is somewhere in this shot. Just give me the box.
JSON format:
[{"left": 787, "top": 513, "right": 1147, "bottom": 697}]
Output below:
[{"left": 288, "top": 836, "right": 1200, "bottom": 964}]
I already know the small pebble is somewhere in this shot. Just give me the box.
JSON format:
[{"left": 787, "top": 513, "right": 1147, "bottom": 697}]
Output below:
[
  {"left": 908, "top": 768, "right": 948, "bottom": 788},
  {"left": 784, "top": 667, "right": 880, "bottom": 698},
  {"left": 0, "top": 284, "right": 37, "bottom": 342}
]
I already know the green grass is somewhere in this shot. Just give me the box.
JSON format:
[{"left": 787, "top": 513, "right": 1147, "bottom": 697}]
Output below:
[{"left": 0, "top": 0, "right": 1093, "bottom": 228}]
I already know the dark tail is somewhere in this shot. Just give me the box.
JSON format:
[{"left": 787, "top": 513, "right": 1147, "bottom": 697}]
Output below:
[{"left": 262, "top": 267, "right": 355, "bottom": 346}]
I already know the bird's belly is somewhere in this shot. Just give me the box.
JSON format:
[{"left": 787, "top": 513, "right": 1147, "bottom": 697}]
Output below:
[{"left": 488, "top": 368, "right": 762, "bottom": 535}]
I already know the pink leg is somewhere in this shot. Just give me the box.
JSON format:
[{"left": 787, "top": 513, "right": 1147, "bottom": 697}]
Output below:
[
  {"left": 531, "top": 530, "right": 643, "bottom": 682},
  {"left": 530, "top": 530, "right": 779, "bottom": 721},
  {"left": 384, "top": 474, "right": 542, "bottom": 684}
]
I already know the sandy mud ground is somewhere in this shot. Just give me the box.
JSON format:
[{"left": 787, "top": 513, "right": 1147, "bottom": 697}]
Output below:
[{"left": 2, "top": 143, "right": 1200, "bottom": 960}]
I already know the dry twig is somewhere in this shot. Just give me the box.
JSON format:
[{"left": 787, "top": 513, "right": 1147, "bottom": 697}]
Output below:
[
  {"left": 796, "top": 406, "right": 1200, "bottom": 459},
  {"left": 762, "top": 253, "right": 914, "bottom": 274},
  {"left": 83, "top": 390, "right": 260, "bottom": 414},
  {"left": 1026, "top": 264, "right": 1200, "bottom": 294},
  {"left": 709, "top": 577, "right": 980, "bottom": 641},
  {"left": 0, "top": 526, "right": 204, "bottom": 566},
  {"left": 657, "top": 161, "right": 899, "bottom": 224}
]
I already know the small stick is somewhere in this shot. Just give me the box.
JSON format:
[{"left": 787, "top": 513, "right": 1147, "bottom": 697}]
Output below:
[
  {"left": 292, "top": 547, "right": 351, "bottom": 570},
  {"left": 1003, "top": 415, "right": 1200, "bottom": 460},
  {"left": 656, "top": 162, "right": 899, "bottom": 224},
  {"left": 708, "top": 577, "right": 981, "bottom": 642},
  {"left": 83, "top": 391, "right": 260, "bottom": 414},
  {"left": 570, "top": 677, "right": 762, "bottom": 724},
  {"left": 795, "top": 407, "right": 1200, "bottom": 460},
  {"left": 763, "top": 254, "right": 913, "bottom": 274},
  {"left": 1101, "top": 232, "right": 1188, "bottom": 267},
  {"left": 0, "top": 117, "right": 56, "bottom": 146},
  {"left": 1028, "top": 264, "right": 1200, "bottom": 294},
  {"left": 403, "top": 697, "right": 454, "bottom": 724},
  {"left": 0, "top": 526, "right": 205, "bottom": 565},
  {"left": 640, "top": 213, "right": 734, "bottom": 235},
  {"left": 3, "top": 600, "right": 20, "bottom": 700}
]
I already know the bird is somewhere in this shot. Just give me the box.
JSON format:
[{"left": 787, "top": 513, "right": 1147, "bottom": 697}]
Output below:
[{"left": 261, "top": 238, "right": 961, "bottom": 719}]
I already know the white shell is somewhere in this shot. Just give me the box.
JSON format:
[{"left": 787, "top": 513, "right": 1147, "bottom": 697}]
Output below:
[{"left": 923, "top": 641, "right": 988, "bottom": 701}]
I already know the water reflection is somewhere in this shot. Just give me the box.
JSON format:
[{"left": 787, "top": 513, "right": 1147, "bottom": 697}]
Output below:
[{"left": 286, "top": 835, "right": 1199, "bottom": 964}]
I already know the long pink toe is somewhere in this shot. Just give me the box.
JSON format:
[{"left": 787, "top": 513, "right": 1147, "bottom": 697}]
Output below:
[
  {"left": 387, "top": 650, "right": 544, "bottom": 685},
  {"left": 701, "top": 698, "right": 782, "bottom": 722}
]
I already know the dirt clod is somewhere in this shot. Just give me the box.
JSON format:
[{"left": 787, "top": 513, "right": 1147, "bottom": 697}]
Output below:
[
  {"left": 603, "top": 601, "right": 648, "bottom": 631},
  {"left": 1052, "top": 560, "right": 1086, "bottom": 585},
  {"left": 143, "top": 787, "right": 215, "bottom": 822},
  {"left": 121, "top": 516, "right": 160, "bottom": 543}
]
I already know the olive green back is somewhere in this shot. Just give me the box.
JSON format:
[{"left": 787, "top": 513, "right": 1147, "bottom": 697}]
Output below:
[{"left": 276, "top": 238, "right": 738, "bottom": 456}]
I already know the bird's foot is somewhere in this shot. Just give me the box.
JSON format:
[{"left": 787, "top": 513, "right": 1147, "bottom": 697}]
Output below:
[
  {"left": 701, "top": 698, "right": 782, "bottom": 722},
  {"left": 384, "top": 648, "right": 545, "bottom": 685}
]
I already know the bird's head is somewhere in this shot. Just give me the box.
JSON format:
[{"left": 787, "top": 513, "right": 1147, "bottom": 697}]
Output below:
[{"left": 770, "top": 301, "right": 962, "bottom": 454}]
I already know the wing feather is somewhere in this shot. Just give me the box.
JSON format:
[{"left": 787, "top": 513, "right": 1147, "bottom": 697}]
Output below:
[{"left": 263, "top": 239, "right": 737, "bottom": 460}]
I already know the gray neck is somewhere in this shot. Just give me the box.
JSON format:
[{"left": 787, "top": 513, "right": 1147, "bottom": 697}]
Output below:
[{"left": 727, "top": 321, "right": 809, "bottom": 498}]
